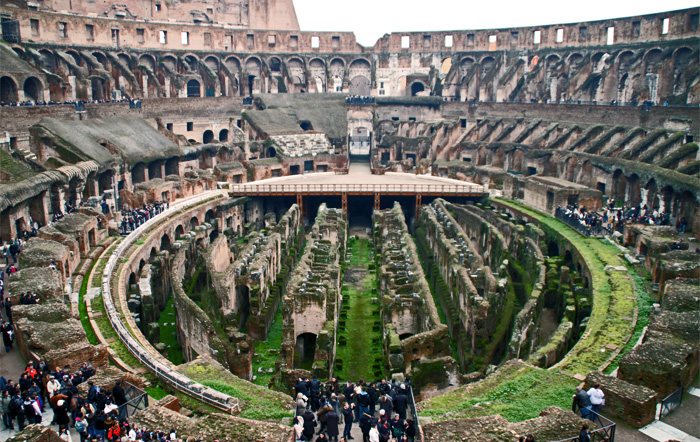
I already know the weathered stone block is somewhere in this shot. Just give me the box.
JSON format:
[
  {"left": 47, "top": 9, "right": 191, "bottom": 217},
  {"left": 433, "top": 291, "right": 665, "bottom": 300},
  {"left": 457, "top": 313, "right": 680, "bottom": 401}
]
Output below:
[{"left": 584, "top": 371, "right": 658, "bottom": 428}]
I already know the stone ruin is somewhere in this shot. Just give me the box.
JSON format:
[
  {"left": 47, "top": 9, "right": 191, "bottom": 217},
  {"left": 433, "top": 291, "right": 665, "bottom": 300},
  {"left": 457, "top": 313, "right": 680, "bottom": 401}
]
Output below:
[
  {"left": 279, "top": 204, "right": 347, "bottom": 380},
  {"left": 374, "top": 202, "right": 452, "bottom": 387}
]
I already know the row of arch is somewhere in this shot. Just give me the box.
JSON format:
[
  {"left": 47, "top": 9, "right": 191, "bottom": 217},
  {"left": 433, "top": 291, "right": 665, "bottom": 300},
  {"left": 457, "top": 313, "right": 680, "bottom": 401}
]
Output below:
[{"left": 0, "top": 75, "right": 45, "bottom": 103}]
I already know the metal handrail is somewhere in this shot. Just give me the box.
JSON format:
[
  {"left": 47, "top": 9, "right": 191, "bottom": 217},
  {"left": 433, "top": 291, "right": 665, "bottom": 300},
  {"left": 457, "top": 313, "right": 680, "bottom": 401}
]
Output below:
[
  {"left": 229, "top": 183, "right": 484, "bottom": 194},
  {"left": 659, "top": 385, "right": 683, "bottom": 420},
  {"left": 552, "top": 403, "right": 616, "bottom": 442},
  {"left": 101, "top": 191, "right": 244, "bottom": 414}
]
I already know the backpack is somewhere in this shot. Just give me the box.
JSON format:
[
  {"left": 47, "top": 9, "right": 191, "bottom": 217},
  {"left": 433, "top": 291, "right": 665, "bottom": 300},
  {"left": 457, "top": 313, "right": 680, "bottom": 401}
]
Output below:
[{"left": 75, "top": 419, "right": 87, "bottom": 433}]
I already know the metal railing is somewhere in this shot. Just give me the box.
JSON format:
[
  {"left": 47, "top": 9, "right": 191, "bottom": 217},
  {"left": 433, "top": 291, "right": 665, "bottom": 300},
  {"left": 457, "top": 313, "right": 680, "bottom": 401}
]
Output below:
[
  {"left": 117, "top": 381, "right": 149, "bottom": 418},
  {"left": 101, "top": 191, "right": 243, "bottom": 414},
  {"left": 229, "top": 183, "right": 484, "bottom": 195},
  {"left": 555, "top": 208, "right": 612, "bottom": 238},
  {"left": 658, "top": 386, "right": 683, "bottom": 420},
  {"left": 553, "top": 403, "right": 616, "bottom": 442},
  {"left": 407, "top": 384, "right": 421, "bottom": 440}
]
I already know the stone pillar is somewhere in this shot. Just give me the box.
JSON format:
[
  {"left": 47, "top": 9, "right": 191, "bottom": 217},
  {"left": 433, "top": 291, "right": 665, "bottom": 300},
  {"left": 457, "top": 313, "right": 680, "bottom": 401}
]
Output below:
[
  {"left": 142, "top": 74, "right": 149, "bottom": 98},
  {"left": 224, "top": 77, "right": 230, "bottom": 97},
  {"left": 68, "top": 76, "right": 77, "bottom": 101},
  {"left": 164, "top": 77, "right": 171, "bottom": 98}
]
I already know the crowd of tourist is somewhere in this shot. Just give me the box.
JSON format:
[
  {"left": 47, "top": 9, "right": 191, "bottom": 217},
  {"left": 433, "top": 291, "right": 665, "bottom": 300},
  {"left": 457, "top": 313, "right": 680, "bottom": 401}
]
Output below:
[
  {"left": 119, "top": 201, "right": 167, "bottom": 235},
  {"left": 0, "top": 98, "right": 133, "bottom": 108},
  {"left": 345, "top": 96, "right": 375, "bottom": 105},
  {"left": 292, "top": 375, "right": 417, "bottom": 442}
]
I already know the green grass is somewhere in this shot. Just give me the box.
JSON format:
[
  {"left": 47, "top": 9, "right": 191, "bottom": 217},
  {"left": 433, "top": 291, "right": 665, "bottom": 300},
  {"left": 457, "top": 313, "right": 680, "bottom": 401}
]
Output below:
[
  {"left": 419, "top": 361, "right": 578, "bottom": 422},
  {"left": 334, "top": 237, "right": 384, "bottom": 382},
  {"left": 79, "top": 258, "right": 100, "bottom": 345},
  {"left": 145, "top": 384, "right": 170, "bottom": 400},
  {"left": 494, "top": 199, "right": 638, "bottom": 376},
  {"left": 0, "top": 149, "right": 36, "bottom": 182},
  {"left": 178, "top": 360, "right": 294, "bottom": 420},
  {"left": 90, "top": 294, "right": 143, "bottom": 369},
  {"left": 251, "top": 309, "right": 284, "bottom": 387},
  {"left": 156, "top": 297, "right": 184, "bottom": 365}
]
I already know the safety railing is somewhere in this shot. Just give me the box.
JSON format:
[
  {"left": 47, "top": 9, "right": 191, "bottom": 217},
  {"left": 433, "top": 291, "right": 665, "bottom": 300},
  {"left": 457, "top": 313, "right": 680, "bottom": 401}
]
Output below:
[
  {"left": 117, "top": 381, "right": 149, "bottom": 418},
  {"left": 229, "top": 183, "right": 484, "bottom": 195},
  {"left": 658, "top": 385, "right": 683, "bottom": 420},
  {"left": 552, "top": 403, "right": 616, "bottom": 442},
  {"left": 407, "top": 385, "right": 421, "bottom": 440},
  {"left": 555, "top": 208, "right": 612, "bottom": 238},
  {"left": 101, "top": 190, "right": 243, "bottom": 414}
]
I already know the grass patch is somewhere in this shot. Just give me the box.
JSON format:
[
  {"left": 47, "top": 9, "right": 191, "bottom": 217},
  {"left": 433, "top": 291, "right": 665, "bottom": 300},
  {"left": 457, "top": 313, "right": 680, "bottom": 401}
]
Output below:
[
  {"left": 178, "top": 359, "right": 294, "bottom": 420},
  {"left": 335, "top": 237, "right": 384, "bottom": 381},
  {"left": 145, "top": 384, "right": 170, "bottom": 400},
  {"left": 251, "top": 309, "right": 284, "bottom": 387},
  {"left": 419, "top": 361, "right": 578, "bottom": 422},
  {"left": 90, "top": 294, "right": 143, "bottom": 369},
  {"left": 156, "top": 297, "right": 184, "bottom": 365},
  {"left": 494, "top": 199, "right": 638, "bottom": 376},
  {"left": 79, "top": 259, "right": 100, "bottom": 345}
]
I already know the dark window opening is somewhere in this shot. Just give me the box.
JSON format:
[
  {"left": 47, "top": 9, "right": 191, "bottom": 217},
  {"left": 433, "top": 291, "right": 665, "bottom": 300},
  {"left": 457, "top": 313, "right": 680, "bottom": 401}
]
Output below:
[{"left": 187, "top": 122, "right": 193, "bottom": 131}]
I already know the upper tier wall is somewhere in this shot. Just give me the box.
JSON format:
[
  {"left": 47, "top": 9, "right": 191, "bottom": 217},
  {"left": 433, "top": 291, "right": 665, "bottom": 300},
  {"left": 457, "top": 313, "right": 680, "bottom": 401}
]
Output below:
[{"left": 2, "top": 7, "right": 697, "bottom": 52}]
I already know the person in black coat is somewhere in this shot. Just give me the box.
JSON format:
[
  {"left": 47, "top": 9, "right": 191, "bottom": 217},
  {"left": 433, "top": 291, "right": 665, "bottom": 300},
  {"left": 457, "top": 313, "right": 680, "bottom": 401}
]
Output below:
[
  {"left": 342, "top": 402, "right": 354, "bottom": 440},
  {"left": 578, "top": 423, "right": 591, "bottom": 442},
  {"left": 302, "top": 409, "right": 316, "bottom": 441},
  {"left": 1, "top": 322, "right": 13, "bottom": 353},
  {"left": 393, "top": 386, "right": 408, "bottom": 421},
  {"left": 325, "top": 410, "right": 339, "bottom": 442}
]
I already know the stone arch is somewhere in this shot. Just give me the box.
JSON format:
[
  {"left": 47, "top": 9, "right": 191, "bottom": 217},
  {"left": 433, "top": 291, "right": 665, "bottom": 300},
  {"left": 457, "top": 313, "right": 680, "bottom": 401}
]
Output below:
[
  {"left": 547, "top": 241, "right": 560, "bottom": 257},
  {"left": 97, "top": 171, "right": 112, "bottom": 194},
  {"left": 225, "top": 56, "right": 241, "bottom": 74},
  {"left": 92, "top": 51, "right": 110, "bottom": 70},
  {"left": 205, "top": 209, "right": 216, "bottom": 223},
  {"left": 65, "top": 49, "right": 83, "bottom": 67},
  {"left": 616, "top": 50, "right": 635, "bottom": 70},
  {"left": 189, "top": 216, "right": 199, "bottom": 230},
  {"left": 187, "top": 79, "right": 201, "bottom": 97},
  {"left": 204, "top": 56, "right": 219, "bottom": 73},
  {"left": 645, "top": 178, "right": 658, "bottom": 209},
  {"left": 348, "top": 58, "right": 371, "bottom": 91},
  {"left": 39, "top": 49, "right": 55, "bottom": 71},
  {"left": 295, "top": 332, "right": 317, "bottom": 368},
  {"left": 219, "top": 129, "right": 229, "bottom": 142},
  {"left": 245, "top": 56, "right": 262, "bottom": 94},
  {"left": 131, "top": 162, "right": 146, "bottom": 184},
  {"left": 175, "top": 224, "right": 185, "bottom": 238},
  {"left": 567, "top": 53, "right": 583, "bottom": 67},
  {"left": 160, "top": 233, "right": 171, "bottom": 251},
  {"left": 612, "top": 169, "right": 627, "bottom": 203},
  {"left": 138, "top": 54, "right": 156, "bottom": 71},
  {"left": 410, "top": 81, "right": 426, "bottom": 96},
  {"left": 183, "top": 54, "right": 199, "bottom": 73},
  {"left": 12, "top": 47, "right": 25, "bottom": 60},
  {"left": 480, "top": 56, "right": 495, "bottom": 81},
  {"left": 672, "top": 47, "right": 694, "bottom": 95},
  {"left": 202, "top": 130, "right": 214, "bottom": 144},
  {"left": 459, "top": 57, "right": 475, "bottom": 82},
  {"left": 309, "top": 58, "right": 326, "bottom": 93},
  {"left": 627, "top": 173, "right": 641, "bottom": 207},
  {"left": 591, "top": 52, "right": 610, "bottom": 72},
  {"left": 643, "top": 48, "right": 663, "bottom": 73},
  {"left": 148, "top": 160, "right": 162, "bottom": 180},
  {"left": 268, "top": 56, "right": 282, "bottom": 72},
  {"left": 287, "top": 57, "right": 306, "bottom": 91},
  {"left": 117, "top": 53, "right": 132, "bottom": 69},
  {"left": 149, "top": 247, "right": 157, "bottom": 260},
  {"left": 0, "top": 76, "right": 19, "bottom": 103},
  {"left": 90, "top": 77, "right": 107, "bottom": 101},
  {"left": 165, "top": 157, "right": 179, "bottom": 176},
  {"left": 161, "top": 55, "right": 177, "bottom": 73},
  {"left": 23, "top": 76, "right": 44, "bottom": 103}
]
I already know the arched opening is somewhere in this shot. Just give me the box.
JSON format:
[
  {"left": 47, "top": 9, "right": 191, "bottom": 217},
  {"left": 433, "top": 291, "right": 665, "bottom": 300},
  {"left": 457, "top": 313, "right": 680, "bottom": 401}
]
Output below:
[
  {"left": 268, "top": 57, "right": 281, "bottom": 72},
  {"left": 127, "top": 272, "right": 138, "bottom": 292},
  {"left": 410, "top": 82, "right": 425, "bottom": 96},
  {"left": 23, "top": 77, "right": 44, "bottom": 103},
  {"left": 564, "top": 250, "right": 573, "bottom": 267},
  {"left": 189, "top": 216, "right": 199, "bottom": 230},
  {"left": 131, "top": 163, "right": 146, "bottom": 184},
  {"left": 148, "top": 161, "right": 162, "bottom": 180},
  {"left": 295, "top": 333, "right": 317, "bottom": 370},
  {"left": 165, "top": 157, "right": 179, "bottom": 176},
  {"left": 349, "top": 76, "right": 370, "bottom": 95},
  {"left": 202, "top": 130, "right": 214, "bottom": 144},
  {"left": 160, "top": 234, "right": 171, "bottom": 251},
  {"left": 149, "top": 248, "right": 157, "bottom": 260},
  {"left": 175, "top": 225, "right": 185, "bottom": 238},
  {"left": 90, "top": 77, "right": 106, "bottom": 101},
  {"left": 219, "top": 129, "right": 229, "bottom": 142},
  {"left": 187, "top": 79, "right": 201, "bottom": 97},
  {"left": 0, "top": 76, "right": 19, "bottom": 103},
  {"left": 299, "top": 121, "right": 313, "bottom": 131},
  {"left": 612, "top": 170, "right": 627, "bottom": 203},
  {"left": 98, "top": 171, "right": 113, "bottom": 194},
  {"left": 235, "top": 285, "right": 250, "bottom": 331},
  {"left": 205, "top": 209, "right": 215, "bottom": 223},
  {"left": 547, "top": 242, "right": 559, "bottom": 257},
  {"left": 266, "top": 146, "right": 277, "bottom": 158}
]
